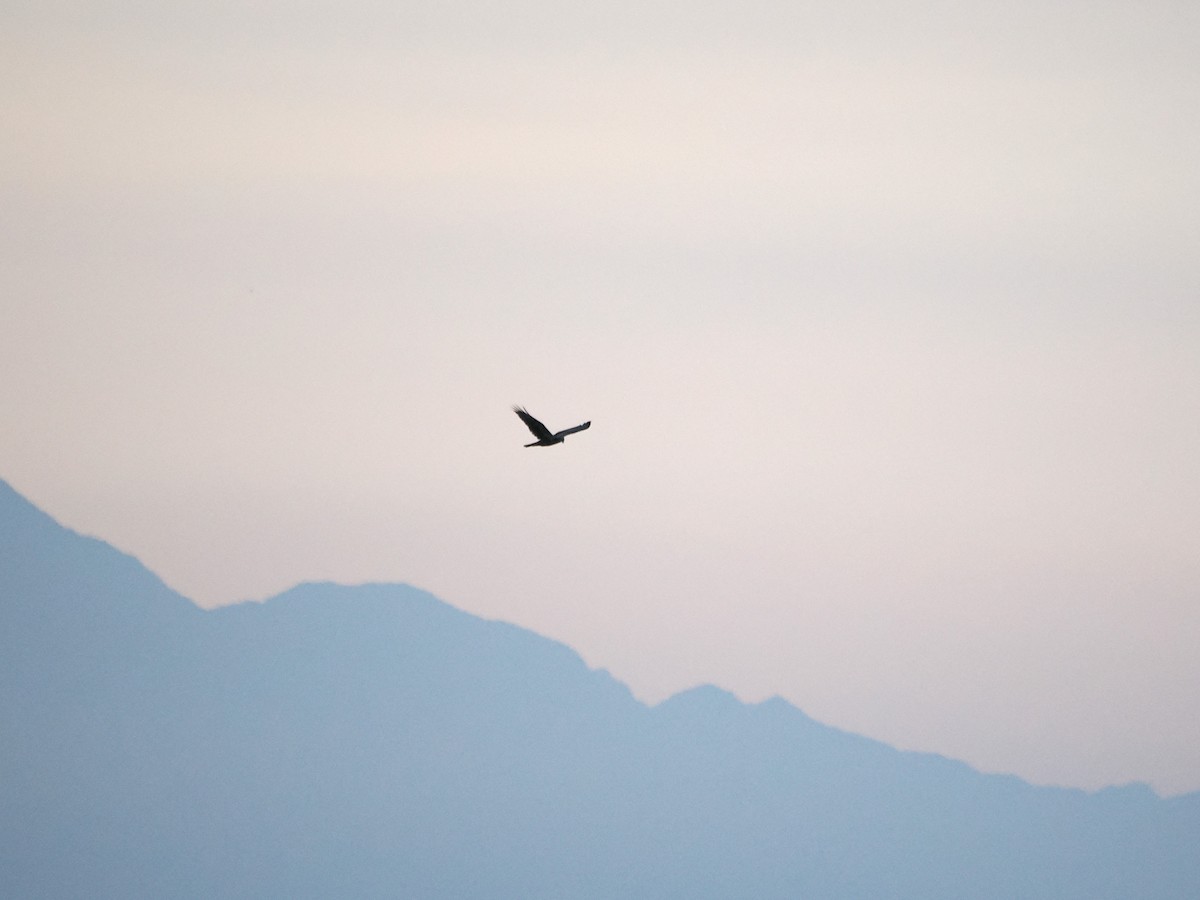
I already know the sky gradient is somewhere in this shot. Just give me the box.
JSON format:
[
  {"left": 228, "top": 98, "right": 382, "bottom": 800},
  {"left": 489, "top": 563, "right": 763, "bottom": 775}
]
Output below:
[{"left": 3, "top": 1, "right": 1199, "bottom": 794}]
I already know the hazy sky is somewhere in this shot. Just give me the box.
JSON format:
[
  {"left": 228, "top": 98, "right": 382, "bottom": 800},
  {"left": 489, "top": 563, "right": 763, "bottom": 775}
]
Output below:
[{"left": 4, "top": 1, "right": 1199, "bottom": 795}]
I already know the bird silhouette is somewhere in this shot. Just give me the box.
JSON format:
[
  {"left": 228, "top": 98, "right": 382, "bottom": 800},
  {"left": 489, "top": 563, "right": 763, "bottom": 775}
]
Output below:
[{"left": 512, "top": 406, "right": 591, "bottom": 447}]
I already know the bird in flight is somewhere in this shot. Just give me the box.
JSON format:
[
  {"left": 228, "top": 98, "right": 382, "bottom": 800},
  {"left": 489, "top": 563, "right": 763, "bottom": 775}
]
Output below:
[{"left": 512, "top": 406, "right": 591, "bottom": 447}]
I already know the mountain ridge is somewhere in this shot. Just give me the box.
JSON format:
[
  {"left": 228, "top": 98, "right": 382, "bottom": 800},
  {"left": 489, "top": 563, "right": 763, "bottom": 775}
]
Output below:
[{"left": 2, "top": 476, "right": 1198, "bottom": 898}]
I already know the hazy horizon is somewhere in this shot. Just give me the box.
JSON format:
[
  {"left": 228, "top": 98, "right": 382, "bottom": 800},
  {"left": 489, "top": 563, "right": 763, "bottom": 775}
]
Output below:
[
  {"left": 4, "top": 1, "right": 1198, "bottom": 796},
  {"left": 8, "top": 506, "right": 1196, "bottom": 898}
]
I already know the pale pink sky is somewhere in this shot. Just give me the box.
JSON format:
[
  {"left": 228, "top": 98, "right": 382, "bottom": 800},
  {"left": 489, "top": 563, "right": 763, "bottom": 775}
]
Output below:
[{"left": 3, "top": 1, "right": 1199, "bottom": 794}]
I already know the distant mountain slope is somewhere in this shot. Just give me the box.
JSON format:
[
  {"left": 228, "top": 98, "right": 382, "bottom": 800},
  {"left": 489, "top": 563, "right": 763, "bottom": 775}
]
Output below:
[{"left": 2, "top": 478, "right": 1198, "bottom": 898}]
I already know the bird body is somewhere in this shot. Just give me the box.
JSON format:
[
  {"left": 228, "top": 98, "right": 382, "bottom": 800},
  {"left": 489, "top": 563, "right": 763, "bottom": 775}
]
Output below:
[{"left": 513, "top": 406, "right": 591, "bottom": 447}]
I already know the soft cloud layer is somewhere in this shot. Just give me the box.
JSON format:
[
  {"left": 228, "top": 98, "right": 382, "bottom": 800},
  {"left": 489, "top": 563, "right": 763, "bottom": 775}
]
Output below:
[{"left": 3, "top": 1, "right": 1198, "bottom": 793}]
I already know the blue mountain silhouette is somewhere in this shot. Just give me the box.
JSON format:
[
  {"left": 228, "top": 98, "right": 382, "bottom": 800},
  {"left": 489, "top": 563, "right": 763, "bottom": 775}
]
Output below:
[{"left": 2, "top": 478, "right": 1197, "bottom": 898}]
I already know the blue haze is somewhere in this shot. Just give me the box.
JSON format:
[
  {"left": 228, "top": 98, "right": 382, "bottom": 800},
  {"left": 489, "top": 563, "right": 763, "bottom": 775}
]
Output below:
[{"left": 2, "top": 478, "right": 1198, "bottom": 898}]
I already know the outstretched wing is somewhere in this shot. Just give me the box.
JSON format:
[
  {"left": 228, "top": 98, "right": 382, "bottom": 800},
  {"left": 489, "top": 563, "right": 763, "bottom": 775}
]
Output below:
[
  {"left": 554, "top": 421, "right": 591, "bottom": 438},
  {"left": 513, "top": 406, "right": 553, "bottom": 442}
]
